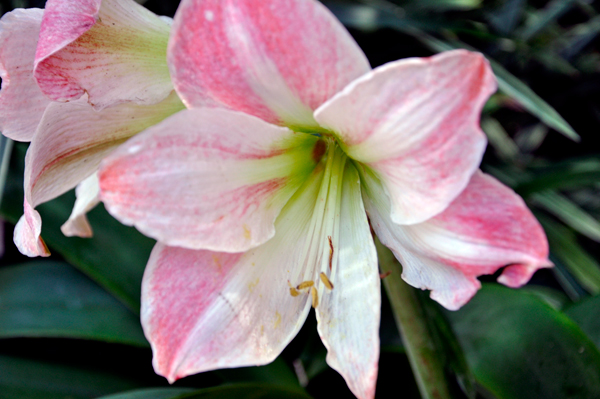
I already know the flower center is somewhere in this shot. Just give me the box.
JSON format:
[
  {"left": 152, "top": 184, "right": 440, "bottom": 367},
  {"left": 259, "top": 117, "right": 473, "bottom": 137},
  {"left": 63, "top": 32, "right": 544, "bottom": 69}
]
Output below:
[{"left": 287, "top": 138, "right": 347, "bottom": 308}]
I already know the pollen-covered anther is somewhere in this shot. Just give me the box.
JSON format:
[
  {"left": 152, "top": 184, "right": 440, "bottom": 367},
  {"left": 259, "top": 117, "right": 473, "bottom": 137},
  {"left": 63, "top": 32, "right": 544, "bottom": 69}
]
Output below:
[
  {"left": 297, "top": 280, "right": 314, "bottom": 290},
  {"left": 310, "top": 286, "right": 319, "bottom": 308},
  {"left": 319, "top": 272, "right": 334, "bottom": 290},
  {"left": 289, "top": 287, "right": 301, "bottom": 297}
]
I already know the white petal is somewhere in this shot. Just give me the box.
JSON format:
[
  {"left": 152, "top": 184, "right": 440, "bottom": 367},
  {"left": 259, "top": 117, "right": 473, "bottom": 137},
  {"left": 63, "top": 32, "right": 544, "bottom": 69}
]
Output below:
[
  {"left": 61, "top": 173, "right": 101, "bottom": 237},
  {"left": 316, "top": 163, "right": 380, "bottom": 399}
]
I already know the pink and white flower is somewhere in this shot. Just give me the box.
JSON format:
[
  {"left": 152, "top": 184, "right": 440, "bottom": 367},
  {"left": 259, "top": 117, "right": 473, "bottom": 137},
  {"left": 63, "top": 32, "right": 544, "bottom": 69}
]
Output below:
[
  {"left": 97, "top": 0, "right": 551, "bottom": 397},
  {"left": 0, "top": 0, "right": 184, "bottom": 257}
]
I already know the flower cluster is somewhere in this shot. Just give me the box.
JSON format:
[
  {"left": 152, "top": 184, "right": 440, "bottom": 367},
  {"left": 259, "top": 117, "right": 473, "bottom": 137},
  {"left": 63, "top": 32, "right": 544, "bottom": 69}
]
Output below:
[{"left": 0, "top": 0, "right": 551, "bottom": 398}]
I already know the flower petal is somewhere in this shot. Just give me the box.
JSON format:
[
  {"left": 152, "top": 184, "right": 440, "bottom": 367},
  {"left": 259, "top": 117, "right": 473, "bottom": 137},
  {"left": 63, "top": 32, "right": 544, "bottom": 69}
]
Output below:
[
  {"left": 142, "top": 166, "right": 331, "bottom": 382},
  {"left": 14, "top": 200, "right": 50, "bottom": 257},
  {"left": 34, "top": 0, "right": 172, "bottom": 109},
  {"left": 169, "top": 0, "right": 370, "bottom": 127},
  {"left": 315, "top": 50, "right": 496, "bottom": 225},
  {"left": 61, "top": 173, "right": 100, "bottom": 237},
  {"left": 15, "top": 92, "right": 183, "bottom": 257},
  {"left": 362, "top": 169, "right": 551, "bottom": 310},
  {"left": 0, "top": 9, "right": 50, "bottom": 142},
  {"left": 99, "top": 108, "right": 321, "bottom": 252},
  {"left": 316, "top": 164, "right": 380, "bottom": 399}
]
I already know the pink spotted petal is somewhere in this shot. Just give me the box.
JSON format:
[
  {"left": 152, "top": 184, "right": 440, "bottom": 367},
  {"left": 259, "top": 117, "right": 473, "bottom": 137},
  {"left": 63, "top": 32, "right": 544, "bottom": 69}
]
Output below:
[
  {"left": 99, "top": 108, "right": 321, "bottom": 253},
  {"left": 0, "top": 9, "right": 50, "bottom": 142},
  {"left": 363, "top": 169, "right": 551, "bottom": 310},
  {"left": 142, "top": 169, "right": 334, "bottom": 381},
  {"left": 34, "top": 0, "right": 172, "bottom": 110},
  {"left": 316, "top": 164, "right": 380, "bottom": 399},
  {"left": 61, "top": 173, "right": 100, "bottom": 237},
  {"left": 315, "top": 50, "right": 496, "bottom": 225},
  {"left": 169, "top": 0, "right": 370, "bottom": 127}
]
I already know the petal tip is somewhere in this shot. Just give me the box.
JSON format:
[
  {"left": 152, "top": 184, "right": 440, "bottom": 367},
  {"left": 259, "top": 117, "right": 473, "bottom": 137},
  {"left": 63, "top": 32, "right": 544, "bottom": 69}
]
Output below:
[{"left": 497, "top": 259, "right": 553, "bottom": 288}]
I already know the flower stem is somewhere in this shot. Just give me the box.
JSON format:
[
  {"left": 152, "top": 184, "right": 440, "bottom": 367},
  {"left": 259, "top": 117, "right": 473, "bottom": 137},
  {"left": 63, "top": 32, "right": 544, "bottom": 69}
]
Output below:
[{"left": 375, "top": 238, "right": 453, "bottom": 399}]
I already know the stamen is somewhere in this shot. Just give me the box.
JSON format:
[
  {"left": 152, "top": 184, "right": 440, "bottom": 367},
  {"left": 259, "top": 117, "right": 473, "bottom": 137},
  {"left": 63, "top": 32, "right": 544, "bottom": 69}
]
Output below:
[
  {"left": 289, "top": 287, "right": 301, "bottom": 297},
  {"left": 328, "top": 236, "right": 334, "bottom": 270},
  {"left": 311, "top": 286, "right": 319, "bottom": 308},
  {"left": 380, "top": 271, "right": 392, "bottom": 279},
  {"left": 297, "top": 280, "right": 314, "bottom": 290},
  {"left": 319, "top": 272, "right": 334, "bottom": 290}
]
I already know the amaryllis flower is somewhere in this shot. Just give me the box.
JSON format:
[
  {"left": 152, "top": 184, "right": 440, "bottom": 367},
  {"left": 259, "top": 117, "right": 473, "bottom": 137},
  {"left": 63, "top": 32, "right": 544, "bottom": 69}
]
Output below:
[
  {"left": 0, "top": 0, "right": 184, "bottom": 257},
  {"left": 97, "top": 0, "right": 551, "bottom": 397}
]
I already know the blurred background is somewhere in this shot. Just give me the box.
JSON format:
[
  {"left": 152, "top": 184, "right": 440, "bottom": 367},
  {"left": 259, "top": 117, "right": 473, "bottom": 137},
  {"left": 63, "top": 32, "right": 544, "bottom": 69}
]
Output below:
[{"left": 1, "top": 0, "right": 600, "bottom": 398}]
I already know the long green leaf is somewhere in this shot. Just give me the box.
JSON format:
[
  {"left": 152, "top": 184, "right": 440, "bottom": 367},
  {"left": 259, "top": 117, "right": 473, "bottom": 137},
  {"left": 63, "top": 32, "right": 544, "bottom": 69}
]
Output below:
[
  {"left": 328, "top": 1, "right": 580, "bottom": 141},
  {"left": 0, "top": 143, "right": 154, "bottom": 312},
  {"left": 0, "top": 355, "right": 143, "bottom": 399},
  {"left": 0, "top": 261, "right": 148, "bottom": 346},
  {"left": 97, "top": 388, "right": 195, "bottom": 399},
  {"left": 531, "top": 191, "right": 600, "bottom": 242},
  {"left": 177, "top": 383, "right": 314, "bottom": 399},
  {"left": 538, "top": 214, "right": 600, "bottom": 294},
  {"left": 447, "top": 284, "right": 600, "bottom": 399}
]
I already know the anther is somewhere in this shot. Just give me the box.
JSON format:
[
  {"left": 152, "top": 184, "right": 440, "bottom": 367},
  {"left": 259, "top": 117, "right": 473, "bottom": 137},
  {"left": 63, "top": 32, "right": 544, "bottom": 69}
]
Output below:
[
  {"left": 289, "top": 287, "right": 301, "bottom": 297},
  {"left": 311, "top": 286, "right": 319, "bottom": 308},
  {"left": 319, "top": 272, "right": 334, "bottom": 290},
  {"left": 297, "top": 281, "right": 314, "bottom": 290}
]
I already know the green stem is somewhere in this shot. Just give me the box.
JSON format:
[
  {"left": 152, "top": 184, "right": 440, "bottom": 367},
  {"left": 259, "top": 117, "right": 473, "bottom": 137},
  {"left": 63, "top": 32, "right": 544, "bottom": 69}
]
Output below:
[{"left": 376, "top": 238, "right": 452, "bottom": 399}]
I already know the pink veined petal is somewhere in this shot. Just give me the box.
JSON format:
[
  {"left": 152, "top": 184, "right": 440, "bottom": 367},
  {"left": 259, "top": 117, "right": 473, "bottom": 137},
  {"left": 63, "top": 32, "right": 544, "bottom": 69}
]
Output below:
[
  {"left": 316, "top": 164, "right": 380, "bottom": 399},
  {"left": 169, "top": 0, "right": 370, "bottom": 128},
  {"left": 61, "top": 173, "right": 100, "bottom": 237},
  {"left": 34, "top": 0, "right": 172, "bottom": 110},
  {"left": 99, "top": 108, "right": 322, "bottom": 253},
  {"left": 142, "top": 166, "right": 332, "bottom": 382},
  {"left": 315, "top": 50, "right": 497, "bottom": 225},
  {"left": 16, "top": 92, "right": 183, "bottom": 257},
  {"left": 14, "top": 200, "right": 49, "bottom": 257},
  {"left": 362, "top": 169, "right": 551, "bottom": 310},
  {"left": 0, "top": 9, "right": 50, "bottom": 142}
]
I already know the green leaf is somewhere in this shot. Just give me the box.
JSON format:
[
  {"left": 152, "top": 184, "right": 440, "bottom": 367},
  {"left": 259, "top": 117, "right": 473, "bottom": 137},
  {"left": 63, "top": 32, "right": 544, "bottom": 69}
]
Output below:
[
  {"left": 0, "top": 261, "right": 148, "bottom": 346},
  {"left": 0, "top": 355, "right": 143, "bottom": 399},
  {"left": 216, "top": 358, "right": 302, "bottom": 391},
  {"left": 480, "top": 117, "right": 520, "bottom": 161},
  {"left": 514, "top": 156, "right": 600, "bottom": 196},
  {"left": 519, "top": 0, "right": 578, "bottom": 42},
  {"left": 447, "top": 284, "right": 600, "bottom": 399},
  {"left": 531, "top": 191, "right": 600, "bottom": 242},
  {"left": 176, "top": 384, "right": 314, "bottom": 399},
  {"left": 97, "top": 388, "right": 195, "bottom": 399},
  {"left": 538, "top": 213, "right": 600, "bottom": 294},
  {"left": 0, "top": 143, "right": 155, "bottom": 312},
  {"left": 328, "top": 2, "right": 580, "bottom": 141},
  {"left": 565, "top": 295, "right": 600, "bottom": 349}
]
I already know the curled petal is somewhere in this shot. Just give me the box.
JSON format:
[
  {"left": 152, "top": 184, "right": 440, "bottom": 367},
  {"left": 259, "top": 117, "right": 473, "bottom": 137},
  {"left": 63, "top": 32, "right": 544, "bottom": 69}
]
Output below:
[
  {"left": 100, "top": 108, "right": 321, "bottom": 252},
  {"left": 14, "top": 200, "right": 49, "bottom": 257},
  {"left": 0, "top": 9, "right": 50, "bottom": 142},
  {"left": 34, "top": 0, "right": 172, "bottom": 109},
  {"left": 316, "top": 164, "right": 380, "bottom": 399},
  {"left": 17, "top": 92, "right": 183, "bottom": 257},
  {"left": 142, "top": 167, "right": 332, "bottom": 381},
  {"left": 363, "top": 169, "right": 551, "bottom": 310},
  {"left": 316, "top": 50, "right": 496, "bottom": 225},
  {"left": 169, "top": 0, "right": 370, "bottom": 127},
  {"left": 61, "top": 173, "right": 101, "bottom": 237}
]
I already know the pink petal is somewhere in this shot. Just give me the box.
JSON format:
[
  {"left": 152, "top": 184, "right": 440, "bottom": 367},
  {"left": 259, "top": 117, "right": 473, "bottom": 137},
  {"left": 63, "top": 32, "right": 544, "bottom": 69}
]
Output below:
[
  {"left": 0, "top": 9, "right": 50, "bottom": 142},
  {"left": 168, "top": 0, "right": 370, "bottom": 127},
  {"left": 99, "top": 108, "right": 322, "bottom": 253},
  {"left": 315, "top": 50, "right": 496, "bottom": 225},
  {"left": 61, "top": 173, "right": 100, "bottom": 237},
  {"left": 34, "top": 0, "right": 172, "bottom": 110},
  {"left": 14, "top": 200, "right": 50, "bottom": 257},
  {"left": 16, "top": 92, "right": 183, "bottom": 257},
  {"left": 142, "top": 168, "right": 334, "bottom": 381},
  {"left": 363, "top": 169, "right": 551, "bottom": 310},
  {"left": 316, "top": 164, "right": 380, "bottom": 399}
]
